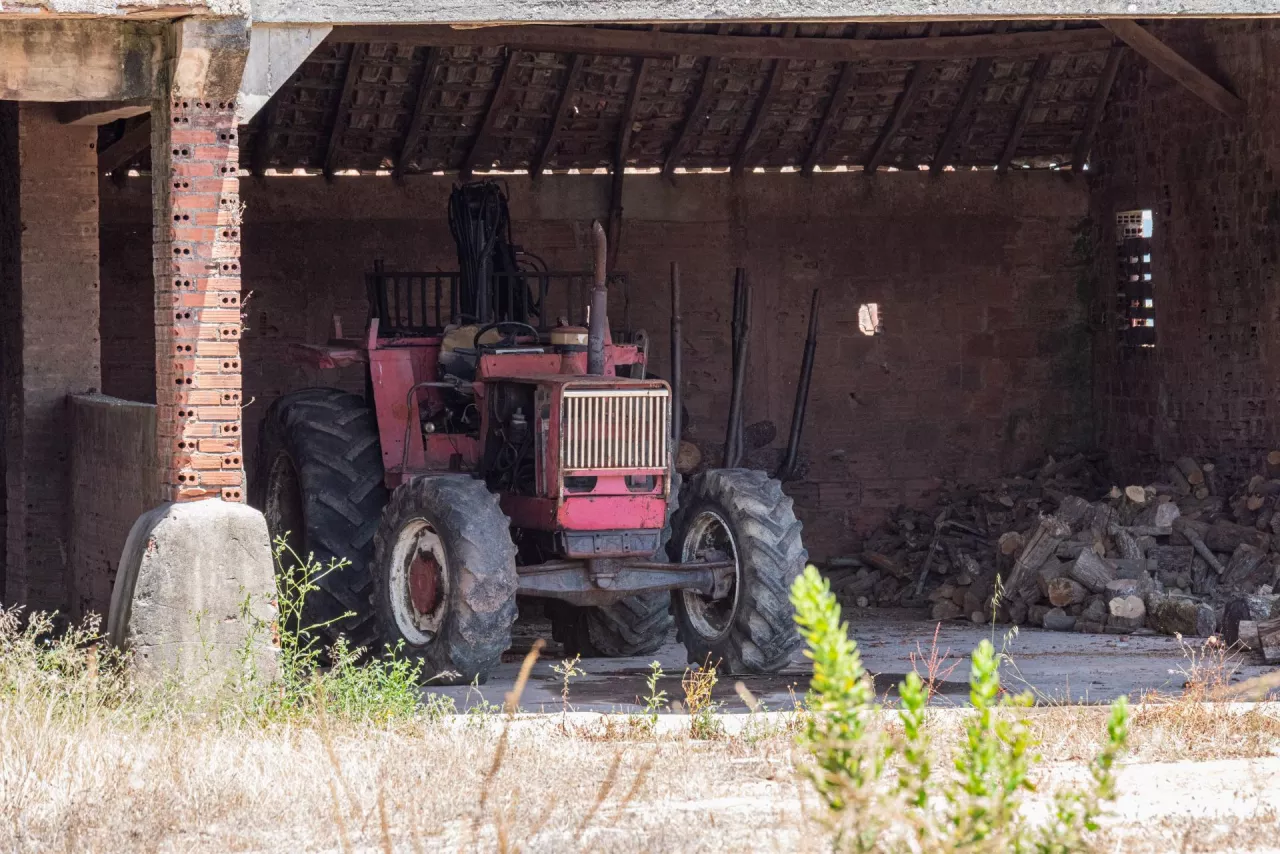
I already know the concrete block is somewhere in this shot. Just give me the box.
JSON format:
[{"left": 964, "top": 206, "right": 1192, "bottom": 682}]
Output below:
[{"left": 107, "top": 500, "right": 277, "bottom": 686}]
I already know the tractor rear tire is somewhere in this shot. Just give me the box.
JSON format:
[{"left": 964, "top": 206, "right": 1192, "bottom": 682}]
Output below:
[
  {"left": 669, "top": 469, "right": 806, "bottom": 674},
  {"left": 371, "top": 476, "right": 518, "bottom": 684},
  {"left": 549, "top": 474, "right": 681, "bottom": 659},
  {"left": 253, "top": 388, "right": 388, "bottom": 652}
]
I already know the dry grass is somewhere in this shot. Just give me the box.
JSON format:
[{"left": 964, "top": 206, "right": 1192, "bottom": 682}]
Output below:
[{"left": 3, "top": 607, "right": 1280, "bottom": 852}]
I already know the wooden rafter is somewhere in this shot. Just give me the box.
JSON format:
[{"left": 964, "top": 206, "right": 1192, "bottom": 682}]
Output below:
[
  {"left": 532, "top": 53, "right": 586, "bottom": 178},
  {"left": 323, "top": 41, "right": 367, "bottom": 179},
  {"left": 866, "top": 23, "right": 943, "bottom": 172},
  {"left": 1101, "top": 19, "right": 1244, "bottom": 118},
  {"left": 99, "top": 116, "right": 151, "bottom": 174},
  {"left": 331, "top": 24, "right": 1115, "bottom": 65},
  {"left": 732, "top": 23, "right": 797, "bottom": 175},
  {"left": 933, "top": 22, "right": 1009, "bottom": 170},
  {"left": 663, "top": 24, "right": 724, "bottom": 179},
  {"left": 461, "top": 49, "right": 517, "bottom": 181},
  {"left": 394, "top": 46, "right": 441, "bottom": 179},
  {"left": 1072, "top": 44, "right": 1125, "bottom": 172},
  {"left": 998, "top": 23, "right": 1063, "bottom": 172},
  {"left": 802, "top": 26, "right": 865, "bottom": 175},
  {"left": 608, "top": 55, "right": 649, "bottom": 267}
]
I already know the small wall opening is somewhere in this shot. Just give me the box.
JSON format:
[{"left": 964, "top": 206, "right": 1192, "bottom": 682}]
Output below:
[
  {"left": 858, "top": 303, "right": 881, "bottom": 336},
  {"left": 1116, "top": 209, "right": 1155, "bottom": 348}
]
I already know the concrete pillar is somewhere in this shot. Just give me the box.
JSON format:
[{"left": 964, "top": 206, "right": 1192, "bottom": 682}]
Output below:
[
  {"left": 151, "top": 75, "right": 246, "bottom": 503},
  {"left": 0, "top": 103, "right": 102, "bottom": 611}
]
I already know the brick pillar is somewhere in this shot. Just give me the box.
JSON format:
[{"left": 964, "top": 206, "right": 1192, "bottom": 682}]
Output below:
[
  {"left": 151, "top": 95, "right": 245, "bottom": 503},
  {"left": 0, "top": 103, "right": 103, "bottom": 609}
]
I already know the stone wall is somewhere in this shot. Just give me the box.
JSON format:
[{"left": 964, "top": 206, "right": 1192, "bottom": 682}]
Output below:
[
  {"left": 1089, "top": 19, "right": 1280, "bottom": 485},
  {"left": 68, "top": 395, "right": 156, "bottom": 620},
  {"left": 100, "top": 171, "right": 1090, "bottom": 560}
]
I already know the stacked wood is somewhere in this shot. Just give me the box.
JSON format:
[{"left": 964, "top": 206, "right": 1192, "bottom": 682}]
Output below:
[{"left": 822, "top": 448, "right": 1280, "bottom": 645}]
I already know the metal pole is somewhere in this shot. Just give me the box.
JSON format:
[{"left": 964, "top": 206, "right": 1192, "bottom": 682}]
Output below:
[
  {"left": 670, "top": 261, "right": 683, "bottom": 448},
  {"left": 724, "top": 269, "right": 751, "bottom": 468},
  {"left": 587, "top": 220, "right": 609, "bottom": 375},
  {"left": 779, "top": 288, "right": 820, "bottom": 481}
]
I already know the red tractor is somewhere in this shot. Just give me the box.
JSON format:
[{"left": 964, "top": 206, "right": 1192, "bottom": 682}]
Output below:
[{"left": 253, "top": 183, "right": 806, "bottom": 683}]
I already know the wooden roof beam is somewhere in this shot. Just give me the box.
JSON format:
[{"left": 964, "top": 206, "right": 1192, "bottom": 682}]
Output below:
[
  {"left": 802, "top": 52, "right": 859, "bottom": 173},
  {"left": 998, "top": 23, "right": 1063, "bottom": 172},
  {"left": 394, "top": 46, "right": 441, "bottom": 179},
  {"left": 1101, "top": 19, "right": 1243, "bottom": 118},
  {"left": 866, "top": 23, "right": 942, "bottom": 172},
  {"left": 663, "top": 24, "right": 724, "bottom": 179},
  {"left": 531, "top": 53, "right": 586, "bottom": 178},
  {"left": 732, "top": 23, "right": 796, "bottom": 176},
  {"left": 323, "top": 41, "right": 367, "bottom": 179},
  {"left": 608, "top": 55, "right": 649, "bottom": 267},
  {"left": 330, "top": 24, "right": 1116, "bottom": 65},
  {"left": 460, "top": 49, "right": 517, "bottom": 181},
  {"left": 933, "top": 22, "right": 1008, "bottom": 170},
  {"left": 1072, "top": 43, "right": 1125, "bottom": 172},
  {"left": 99, "top": 116, "right": 151, "bottom": 174}
]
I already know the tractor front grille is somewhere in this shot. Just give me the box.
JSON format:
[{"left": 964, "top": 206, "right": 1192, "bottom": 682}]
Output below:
[{"left": 561, "top": 388, "right": 670, "bottom": 471}]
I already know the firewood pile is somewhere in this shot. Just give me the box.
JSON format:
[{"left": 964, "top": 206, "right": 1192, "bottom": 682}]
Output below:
[{"left": 823, "top": 451, "right": 1280, "bottom": 652}]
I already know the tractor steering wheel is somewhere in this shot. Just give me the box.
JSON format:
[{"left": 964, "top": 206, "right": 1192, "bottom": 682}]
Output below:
[{"left": 472, "top": 321, "right": 540, "bottom": 352}]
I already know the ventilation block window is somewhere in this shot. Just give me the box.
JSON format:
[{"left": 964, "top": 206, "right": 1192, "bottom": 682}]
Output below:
[
  {"left": 858, "top": 303, "right": 881, "bottom": 336},
  {"left": 1116, "top": 210, "right": 1155, "bottom": 348}
]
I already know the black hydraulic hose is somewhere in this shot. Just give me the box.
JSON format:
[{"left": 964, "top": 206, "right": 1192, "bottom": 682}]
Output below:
[
  {"left": 779, "top": 289, "right": 820, "bottom": 481},
  {"left": 724, "top": 268, "right": 751, "bottom": 468}
]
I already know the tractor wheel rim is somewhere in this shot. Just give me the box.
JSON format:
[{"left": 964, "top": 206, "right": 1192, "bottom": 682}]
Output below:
[
  {"left": 679, "top": 509, "right": 740, "bottom": 643},
  {"left": 264, "top": 451, "right": 304, "bottom": 554},
  {"left": 389, "top": 518, "right": 450, "bottom": 646}
]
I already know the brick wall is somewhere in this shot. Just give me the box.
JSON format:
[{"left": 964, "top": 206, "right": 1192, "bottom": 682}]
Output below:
[
  {"left": 68, "top": 395, "right": 156, "bottom": 620},
  {"left": 100, "top": 171, "right": 1089, "bottom": 560},
  {"left": 1090, "top": 20, "right": 1280, "bottom": 485},
  {"left": 1, "top": 104, "right": 101, "bottom": 610}
]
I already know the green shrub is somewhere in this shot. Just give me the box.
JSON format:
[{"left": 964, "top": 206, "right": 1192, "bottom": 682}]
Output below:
[{"left": 790, "top": 564, "right": 1128, "bottom": 853}]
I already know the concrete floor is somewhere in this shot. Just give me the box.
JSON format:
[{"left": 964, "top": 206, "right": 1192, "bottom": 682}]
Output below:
[{"left": 431, "top": 608, "right": 1275, "bottom": 712}]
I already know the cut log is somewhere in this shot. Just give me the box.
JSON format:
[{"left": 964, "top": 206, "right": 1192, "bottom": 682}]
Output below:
[
  {"left": 863, "top": 551, "right": 912, "bottom": 580},
  {"left": 1153, "top": 501, "right": 1181, "bottom": 528},
  {"left": 1175, "top": 521, "right": 1227, "bottom": 575},
  {"left": 1238, "top": 619, "right": 1261, "bottom": 651},
  {"left": 1028, "top": 604, "right": 1051, "bottom": 626},
  {"left": 1108, "top": 595, "right": 1146, "bottom": 631},
  {"left": 1054, "top": 494, "right": 1092, "bottom": 531},
  {"left": 1267, "top": 450, "right": 1280, "bottom": 480},
  {"left": 1146, "top": 594, "right": 1217, "bottom": 637},
  {"left": 1067, "top": 548, "right": 1116, "bottom": 593},
  {"left": 1258, "top": 616, "right": 1280, "bottom": 663},
  {"left": 931, "top": 600, "right": 962, "bottom": 621},
  {"left": 1036, "top": 558, "right": 1070, "bottom": 598},
  {"left": 1205, "top": 520, "right": 1271, "bottom": 554},
  {"left": 1109, "top": 558, "right": 1158, "bottom": 578},
  {"left": 1148, "top": 544, "right": 1193, "bottom": 575},
  {"left": 1004, "top": 516, "right": 1071, "bottom": 599},
  {"left": 1109, "top": 523, "right": 1143, "bottom": 560},
  {"left": 1174, "top": 456, "right": 1205, "bottom": 486},
  {"left": 1167, "top": 465, "right": 1192, "bottom": 497},
  {"left": 1222, "top": 543, "right": 1268, "bottom": 588},
  {"left": 1042, "top": 607, "right": 1077, "bottom": 631},
  {"left": 1048, "top": 576, "right": 1088, "bottom": 607},
  {"left": 998, "top": 531, "right": 1025, "bottom": 556},
  {"left": 1202, "top": 462, "right": 1219, "bottom": 496}
]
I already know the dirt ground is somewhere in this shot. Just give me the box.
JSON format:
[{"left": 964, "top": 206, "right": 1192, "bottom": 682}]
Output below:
[{"left": 440, "top": 609, "right": 1275, "bottom": 713}]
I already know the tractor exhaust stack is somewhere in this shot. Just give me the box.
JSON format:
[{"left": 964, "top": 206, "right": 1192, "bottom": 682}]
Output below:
[{"left": 588, "top": 220, "right": 609, "bottom": 376}]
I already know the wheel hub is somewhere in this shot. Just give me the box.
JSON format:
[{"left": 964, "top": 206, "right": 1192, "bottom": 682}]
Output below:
[
  {"left": 389, "top": 519, "right": 450, "bottom": 645},
  {"left": 408, "top": 548, "right": 442, "bottom": 616},
  {"left": 679, "top": 509, "right": 741, "bottom": 642}
]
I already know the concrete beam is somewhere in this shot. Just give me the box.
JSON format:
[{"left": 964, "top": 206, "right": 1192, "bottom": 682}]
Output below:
[
  {"left": 0, "top": 20, "right": 163, "bottom": 101},
  {"left": 254, "top": 0, "right": 1280, "bottom": 25},
  {"left": 0, "top": 0, "right": 244, "bottom": 18},
  {"left": 237, "top": 24, "right": 331, "bottom": 123}
]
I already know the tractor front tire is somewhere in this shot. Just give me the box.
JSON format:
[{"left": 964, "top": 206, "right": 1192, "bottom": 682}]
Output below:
[
  {"left": 253, "top": 388, "right": 388, "bottom": 652},
  {"left": 669, "top": 469, "right": 806, "bottom": 674},
  {"left": 372, "top": 476, "right": 518, "bottom": 684},
  {"left": 549, "top": 474, "right": 681, "bottom": 659}
]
